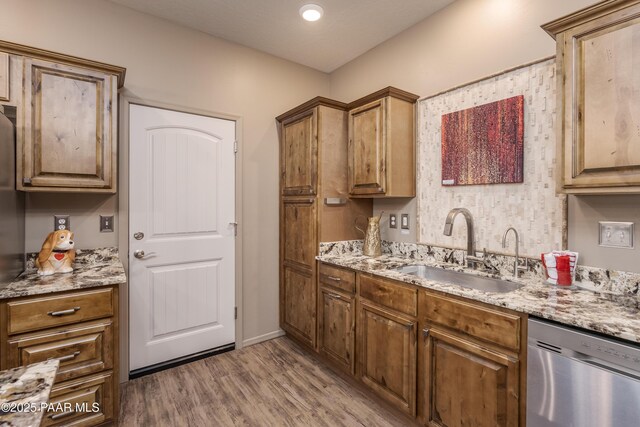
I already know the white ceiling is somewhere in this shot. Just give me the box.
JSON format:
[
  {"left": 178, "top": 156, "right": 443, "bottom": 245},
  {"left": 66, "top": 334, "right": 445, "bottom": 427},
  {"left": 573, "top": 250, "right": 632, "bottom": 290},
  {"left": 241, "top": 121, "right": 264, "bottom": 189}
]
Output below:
[{"left": 109, "top": 0, "right": 455, "bottom": 72}]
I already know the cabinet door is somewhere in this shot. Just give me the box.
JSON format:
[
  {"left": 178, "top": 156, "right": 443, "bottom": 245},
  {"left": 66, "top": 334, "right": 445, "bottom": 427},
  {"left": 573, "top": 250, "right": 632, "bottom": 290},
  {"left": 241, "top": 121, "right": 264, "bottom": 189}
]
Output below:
[
  {"left": 349, "top": 98, "right": 386, "bottom": 195},
  {"left": 281, "top": 109, "right": 317, "bottom": 196},
  {"left": 282, "top": 266, "right": 316, "bottom": 347},
  {"left": 559, "top": 9, "right": 640, "bottom": 191},
  {"left": 358, "top": 300, "right": 416, "bottom": 416},
  {"left": 319, "top": 287, "right": 355, "bottom": 374},
  {"left": 282, "top": 197, "right": 316, "bottom": 270},
  {"left": 0, "top": 52, "right": 8, "bottom": 102},
  {"left": 423, "top": 326, "right": 519, "bottom": 427},
  {"left": 20, "top": 58, "right": 117, "bottom": 191}
]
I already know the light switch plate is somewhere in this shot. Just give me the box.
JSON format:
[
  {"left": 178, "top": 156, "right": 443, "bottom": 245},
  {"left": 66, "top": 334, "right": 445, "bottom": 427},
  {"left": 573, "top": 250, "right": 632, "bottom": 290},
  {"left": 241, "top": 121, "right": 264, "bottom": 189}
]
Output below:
[
  {"left": 54, "top": 215, "right": 70, "bottom": 231},
  {"left": 389, "top": 214, "right": 397, "bottom": 229},
  {"left": 599, "top": 221, "right": 633, "bottom": 249},
  {"left": 401, "top": 214, "right": 410, "bottom": 230},
  {"left": 100, "top": 215, "right": 114, "bottom": 233}
]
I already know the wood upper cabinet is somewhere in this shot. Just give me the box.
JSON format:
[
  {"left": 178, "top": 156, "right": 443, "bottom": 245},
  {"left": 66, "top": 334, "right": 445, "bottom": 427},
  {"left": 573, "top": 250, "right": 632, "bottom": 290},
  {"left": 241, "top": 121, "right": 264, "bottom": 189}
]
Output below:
[
  {"left": 543, "top": 1, "right": 640, "bottom": 193},
  {"left": 348, "top": 87, "right": 419, "bottom": 197},
  {"left": 19, "top": 58, "right": 118, "bottom": 192},
  {"left": 0, "top": 52, "right": 8, "bottom": 102},
  {"left": 422, "top": 327, "right": 519, "bottom": 427},
  {"left": 281, "top": 109, "right": 318, "bottom": 196},
  {"left": 358, "top": 299, "right": 417, "bottom": 416},
  {"left": 0, "top": 40, "right": 125, "bottom": 193}
]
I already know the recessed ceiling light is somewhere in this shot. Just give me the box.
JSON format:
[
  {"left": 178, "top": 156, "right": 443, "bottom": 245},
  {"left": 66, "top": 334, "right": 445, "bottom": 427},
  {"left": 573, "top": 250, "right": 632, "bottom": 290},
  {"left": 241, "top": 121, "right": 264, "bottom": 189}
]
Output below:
[{"left": 299, "top": 4, "right": 324, "bottom": 22}]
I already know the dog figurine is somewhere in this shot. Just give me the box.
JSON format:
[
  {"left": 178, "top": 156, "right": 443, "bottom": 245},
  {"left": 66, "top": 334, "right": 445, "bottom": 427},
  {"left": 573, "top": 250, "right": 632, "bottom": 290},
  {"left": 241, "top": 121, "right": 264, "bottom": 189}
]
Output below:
[{"left": 35, "top": 230, "right": 76, "bottom": 276}]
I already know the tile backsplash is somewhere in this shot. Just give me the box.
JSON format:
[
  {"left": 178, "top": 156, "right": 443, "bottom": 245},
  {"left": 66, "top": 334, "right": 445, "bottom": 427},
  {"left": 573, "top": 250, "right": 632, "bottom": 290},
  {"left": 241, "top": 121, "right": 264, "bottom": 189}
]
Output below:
[{"left": 416, "top": 58, "right": 566, "bottom": 258}]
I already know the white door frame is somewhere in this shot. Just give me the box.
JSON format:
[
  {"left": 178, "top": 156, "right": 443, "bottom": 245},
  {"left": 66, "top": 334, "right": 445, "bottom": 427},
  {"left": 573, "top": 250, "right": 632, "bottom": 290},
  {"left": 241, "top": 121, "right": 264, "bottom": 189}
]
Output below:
[{"left": 118, "top": 95, "right": 244, "bottom": 383}]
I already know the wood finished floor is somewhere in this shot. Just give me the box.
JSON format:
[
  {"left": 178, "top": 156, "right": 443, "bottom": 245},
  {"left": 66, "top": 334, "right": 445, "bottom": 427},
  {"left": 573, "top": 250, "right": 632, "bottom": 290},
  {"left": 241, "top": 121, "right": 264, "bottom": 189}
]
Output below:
[{"left": 119, "top": 337, "right": 408, "bottom": 426}]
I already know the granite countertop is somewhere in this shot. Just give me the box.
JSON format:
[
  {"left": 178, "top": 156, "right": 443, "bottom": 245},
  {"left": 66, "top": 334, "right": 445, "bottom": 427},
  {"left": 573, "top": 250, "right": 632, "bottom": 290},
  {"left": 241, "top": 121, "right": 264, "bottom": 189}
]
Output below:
[
  {"left": 317, "top": 253, "right": 640, "bottom": 344},
  {"left": 0, "top": 248, "right": 126, "bottom": 300},
  {"left": 0, "top": 360, "right": 59, "bottom": 427}
]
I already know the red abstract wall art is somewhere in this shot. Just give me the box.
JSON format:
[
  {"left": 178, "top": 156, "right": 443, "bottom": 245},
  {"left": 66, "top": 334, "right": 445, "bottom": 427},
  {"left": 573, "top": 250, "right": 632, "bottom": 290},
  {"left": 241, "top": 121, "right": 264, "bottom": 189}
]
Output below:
[{"left": 441, "top": 95, "right": 524, "bottom": 186}]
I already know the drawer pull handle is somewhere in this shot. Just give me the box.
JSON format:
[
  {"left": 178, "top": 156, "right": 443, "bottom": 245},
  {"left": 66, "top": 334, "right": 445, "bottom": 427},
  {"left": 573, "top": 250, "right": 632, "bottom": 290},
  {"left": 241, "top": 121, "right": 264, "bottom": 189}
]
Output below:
[
  {"left": 48, "top": 307, "right": 80, "bottom": 317},
  {"left": 49, "top": 410, "right": 75, "bottom": 420},
  {"left": 326, "top": 276, "right": 342, "bottom": 282},
  {"left": 327, "top": 293, "right": 342, "bottom": 300},
  {"left": 49, "top": 351, "right": 81, "bottom": 363}
]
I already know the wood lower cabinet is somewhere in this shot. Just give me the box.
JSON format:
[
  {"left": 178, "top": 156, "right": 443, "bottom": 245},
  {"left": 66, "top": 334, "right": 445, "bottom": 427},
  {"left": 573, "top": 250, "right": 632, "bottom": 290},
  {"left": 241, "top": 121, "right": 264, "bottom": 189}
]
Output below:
[
  {"left": 358, "top": 299, "right": 417, "bottom": 416},
  {"left": 422, "top": 327, "right": 519, "bottom": 427},
  {"left": 43, "top": 372, "right": 114, "bottom": 427},
  {"left": 318, "top": 287, "right": 355, "bottom": 374},
  {"left": 419, "top": 290, "right": 526, "bottom": 426},
  {"left": 0, "top": 286, "right": 119, "bottom": 426},
  {"left": 282, "top": 266, "right": 316, "bottom": 347}
]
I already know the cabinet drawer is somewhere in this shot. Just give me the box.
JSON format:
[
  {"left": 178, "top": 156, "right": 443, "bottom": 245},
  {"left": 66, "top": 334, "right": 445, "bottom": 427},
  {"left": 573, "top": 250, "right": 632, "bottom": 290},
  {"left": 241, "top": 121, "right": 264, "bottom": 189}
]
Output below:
[
  {"left": 359, "top": 274, "right": 417, "bottom": 316},
  {"left": 7, "top": 288, "right": 114, "bottom": 335},
  {"left": 319, "top": 264, "right": 355, "bottom": 294},
  {"left": 423, "top": 292, "right": 521, "bottom": 351},
  {"left": 43, "top": 372, "right": 114, "bottom": 427},
  {"left": 7, "top": 320, "right": 114, "bottom": 383}
]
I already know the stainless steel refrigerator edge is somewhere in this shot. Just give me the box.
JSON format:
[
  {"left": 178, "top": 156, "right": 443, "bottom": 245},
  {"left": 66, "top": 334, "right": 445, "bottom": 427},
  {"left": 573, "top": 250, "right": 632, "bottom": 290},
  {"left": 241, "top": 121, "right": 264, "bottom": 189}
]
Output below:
[{"left": 0, "top": 104, "right": 25, "bottom": 284}]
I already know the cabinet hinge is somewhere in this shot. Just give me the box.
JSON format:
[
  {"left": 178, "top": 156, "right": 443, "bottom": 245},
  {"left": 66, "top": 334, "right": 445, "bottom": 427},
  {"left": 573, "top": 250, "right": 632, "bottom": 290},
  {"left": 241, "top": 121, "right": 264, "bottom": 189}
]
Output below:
[
  {"left": 234, "top": 140, "right": 238, "bottom": 154},
  {"left": 234, "top": 307, "right": 238, "bottom": 320}
]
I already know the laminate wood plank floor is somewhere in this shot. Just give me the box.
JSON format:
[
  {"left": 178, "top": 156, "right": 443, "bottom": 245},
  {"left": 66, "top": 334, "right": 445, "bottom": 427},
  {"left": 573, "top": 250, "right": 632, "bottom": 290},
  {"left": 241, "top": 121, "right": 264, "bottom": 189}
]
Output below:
[{"left": 119, "top": 337, "right": 408, "bottom": 426}]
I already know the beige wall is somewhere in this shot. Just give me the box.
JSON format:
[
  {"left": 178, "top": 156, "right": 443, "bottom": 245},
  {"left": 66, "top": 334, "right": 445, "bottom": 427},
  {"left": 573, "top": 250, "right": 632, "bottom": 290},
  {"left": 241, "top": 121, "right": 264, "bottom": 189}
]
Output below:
[
  {"left": 331, "top": 0, "right": 640, "bottom": 272},
  {"left": 0, "top": 0, "right": 330, "bottom": 358}
]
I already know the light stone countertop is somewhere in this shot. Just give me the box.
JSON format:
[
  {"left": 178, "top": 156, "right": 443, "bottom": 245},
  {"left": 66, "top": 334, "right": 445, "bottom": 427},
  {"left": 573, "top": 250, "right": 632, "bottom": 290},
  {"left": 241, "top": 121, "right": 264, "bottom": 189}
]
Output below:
[
  {"left": 0, "top": 360, "right": 59, "bottom": 427},
  {"left": 0, "top": 248, "right": 126, "bottom": 301},
  {"left": 317, "top": 253, "right": 640, "bottom": 344}
]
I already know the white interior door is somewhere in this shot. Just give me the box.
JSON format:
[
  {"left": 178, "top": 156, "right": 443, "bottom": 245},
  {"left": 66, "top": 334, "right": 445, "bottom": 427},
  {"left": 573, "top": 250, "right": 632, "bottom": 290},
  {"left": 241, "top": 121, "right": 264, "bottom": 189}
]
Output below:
[{"left": 129, "top": 104, "right": 236, "bottom": 372}]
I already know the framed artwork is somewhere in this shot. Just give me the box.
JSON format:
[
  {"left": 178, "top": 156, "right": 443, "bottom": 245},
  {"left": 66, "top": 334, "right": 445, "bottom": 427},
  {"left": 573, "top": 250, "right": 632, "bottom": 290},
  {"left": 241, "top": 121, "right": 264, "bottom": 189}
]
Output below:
[{"left": 441, "top": 95, "right": 524, "bottom": 186}]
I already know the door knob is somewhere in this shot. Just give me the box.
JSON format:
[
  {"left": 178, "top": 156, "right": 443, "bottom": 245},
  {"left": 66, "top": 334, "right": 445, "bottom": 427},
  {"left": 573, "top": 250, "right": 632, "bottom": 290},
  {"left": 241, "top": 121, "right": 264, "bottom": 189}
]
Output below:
[{"left": 134, "top": 250, "right": 146, "bottom": 259}]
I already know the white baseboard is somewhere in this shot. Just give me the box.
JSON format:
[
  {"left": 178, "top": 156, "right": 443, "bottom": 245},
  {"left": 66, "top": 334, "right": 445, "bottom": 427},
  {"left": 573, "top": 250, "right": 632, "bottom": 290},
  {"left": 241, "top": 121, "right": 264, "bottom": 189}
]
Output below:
[{"left": 242, "top": 329, "right": 285, "bottom": 347}]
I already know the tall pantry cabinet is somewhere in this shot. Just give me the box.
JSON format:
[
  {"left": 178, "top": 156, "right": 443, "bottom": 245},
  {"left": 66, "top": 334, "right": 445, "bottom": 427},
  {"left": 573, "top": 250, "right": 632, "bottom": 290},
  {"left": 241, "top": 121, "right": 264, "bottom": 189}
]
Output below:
[{"left": 277, "top": 98, "right": 372, "bottom": 349}]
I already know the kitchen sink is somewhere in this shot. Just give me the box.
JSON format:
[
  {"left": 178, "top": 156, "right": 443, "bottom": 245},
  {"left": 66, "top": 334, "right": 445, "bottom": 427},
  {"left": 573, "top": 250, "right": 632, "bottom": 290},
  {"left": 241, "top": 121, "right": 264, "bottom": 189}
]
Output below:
[{"left": 395, "top": 265, "right": 523, "bottom": 294}]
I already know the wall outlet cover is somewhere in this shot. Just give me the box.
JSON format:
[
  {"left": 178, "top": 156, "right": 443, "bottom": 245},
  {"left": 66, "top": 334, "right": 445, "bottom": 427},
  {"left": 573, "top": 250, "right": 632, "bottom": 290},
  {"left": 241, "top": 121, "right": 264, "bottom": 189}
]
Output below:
[
  {"left": 54, "top": 215, "right": 70, "bottom": 231},
  {"left": 100, "top": 215, "right": 114, "bottom": 233},
  {"left": 389, "top": 214, "right": 397, "bottom": 229},
  {"left": 599, "top": 221, "right": 634, "bottom": 249},
  {"left": 401, "top": 214, "right": 410, "bottom": 230}
]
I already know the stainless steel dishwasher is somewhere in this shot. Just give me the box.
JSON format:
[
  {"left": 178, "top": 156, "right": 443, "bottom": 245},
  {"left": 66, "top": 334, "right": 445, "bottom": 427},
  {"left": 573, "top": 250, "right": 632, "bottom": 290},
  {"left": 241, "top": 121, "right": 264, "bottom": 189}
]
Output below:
[{"left": 527, "top": 318, "right": 640, "bottom": 426}]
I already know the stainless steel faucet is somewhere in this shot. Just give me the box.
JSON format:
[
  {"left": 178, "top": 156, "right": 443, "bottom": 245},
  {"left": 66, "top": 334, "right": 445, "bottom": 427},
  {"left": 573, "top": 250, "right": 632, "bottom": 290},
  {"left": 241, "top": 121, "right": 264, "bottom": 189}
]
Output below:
[
  {"left": 443, "top": 208, "right": 485, "bottom": 269},
  {"left": 502, "top": 227, "right": 527, "bottom": 277}
]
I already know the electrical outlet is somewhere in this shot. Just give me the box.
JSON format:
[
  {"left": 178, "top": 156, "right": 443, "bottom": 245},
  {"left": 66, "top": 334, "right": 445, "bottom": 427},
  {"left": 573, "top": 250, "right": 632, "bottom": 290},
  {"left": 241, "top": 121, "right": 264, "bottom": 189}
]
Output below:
[
  {"left": 401, "top": 214, "right": 410, "bottom": 230},
  {"left": 599, "top": 221, "right": 634, "bottom": 249},
  {"left": 389, "top": 214, "right": 397, "bottom": 229},
  {"left": 100, "top": 215, "right": 114, "bottom": 233},
  {"left": 54, "top": 215, "right": 70, "bottom": 231}
]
